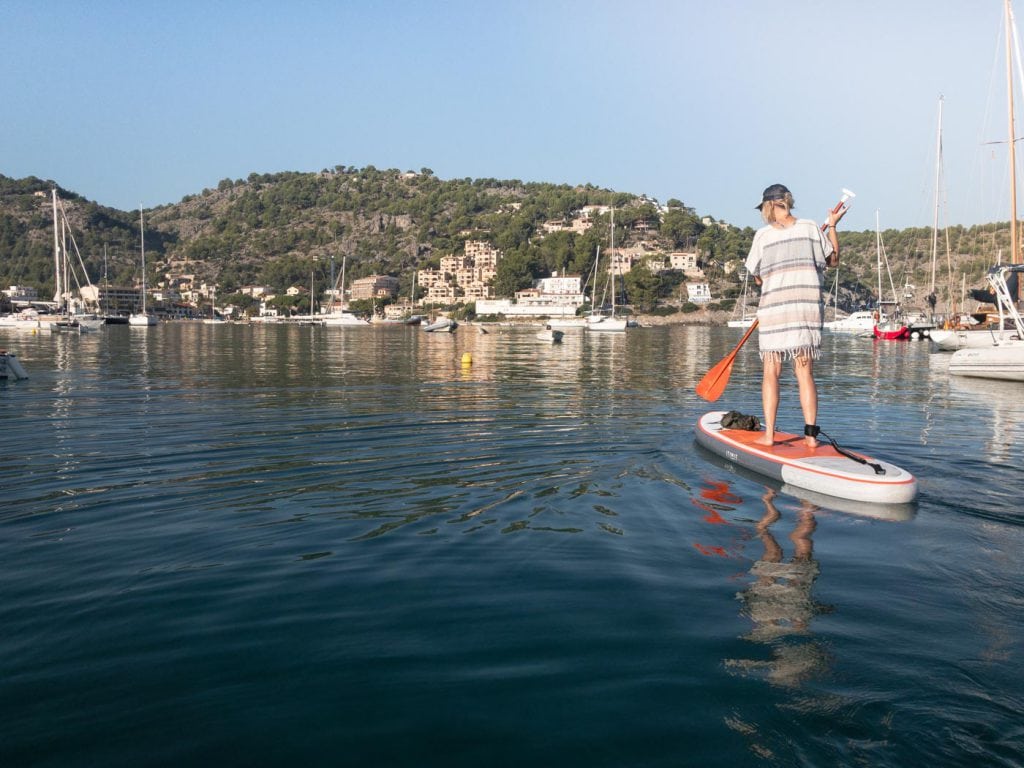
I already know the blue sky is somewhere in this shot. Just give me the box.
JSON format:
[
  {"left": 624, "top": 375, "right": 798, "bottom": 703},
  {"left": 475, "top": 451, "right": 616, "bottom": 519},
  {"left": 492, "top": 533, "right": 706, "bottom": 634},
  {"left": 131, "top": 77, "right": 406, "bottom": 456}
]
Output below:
[{"left": 1, "top": 1, "right": 1019, "bottom": 232}]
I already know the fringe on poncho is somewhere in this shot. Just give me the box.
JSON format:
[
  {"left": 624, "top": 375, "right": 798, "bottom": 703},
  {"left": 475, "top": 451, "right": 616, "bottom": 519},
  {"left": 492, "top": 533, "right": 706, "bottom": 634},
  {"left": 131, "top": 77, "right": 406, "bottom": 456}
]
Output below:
[{"left": 744, "top": 219, "right": 832, "bottom": 363}]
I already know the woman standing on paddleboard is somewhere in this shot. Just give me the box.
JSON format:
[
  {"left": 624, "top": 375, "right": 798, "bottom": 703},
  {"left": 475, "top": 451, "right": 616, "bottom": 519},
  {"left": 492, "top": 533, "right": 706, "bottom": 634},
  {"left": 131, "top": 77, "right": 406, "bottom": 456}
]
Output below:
[{"left": 745, "top": 184, "right": 846, "bottom": 448}]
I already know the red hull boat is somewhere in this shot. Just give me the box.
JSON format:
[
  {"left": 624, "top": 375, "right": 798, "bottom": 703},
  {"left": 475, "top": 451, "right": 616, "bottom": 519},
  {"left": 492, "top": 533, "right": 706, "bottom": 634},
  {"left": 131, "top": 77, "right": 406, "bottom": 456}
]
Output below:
[{"left": 873, "top": 323, "right": 910, "bottom": 340}]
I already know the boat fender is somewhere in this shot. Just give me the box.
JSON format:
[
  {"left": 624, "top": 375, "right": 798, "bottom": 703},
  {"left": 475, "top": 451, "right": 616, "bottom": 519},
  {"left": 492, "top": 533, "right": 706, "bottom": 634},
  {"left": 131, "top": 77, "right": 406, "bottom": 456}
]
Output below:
[
  {"left": 2, "top": 352, "right": 29, "bottom": 380},
  {"left": 461, "top": 352, "right": 472, "bottom": 366}
]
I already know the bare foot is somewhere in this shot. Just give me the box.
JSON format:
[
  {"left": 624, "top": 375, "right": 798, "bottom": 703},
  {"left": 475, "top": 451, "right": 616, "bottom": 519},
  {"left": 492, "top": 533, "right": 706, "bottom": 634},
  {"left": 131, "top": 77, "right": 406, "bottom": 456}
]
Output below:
[
  {"left": 753, "top": 435, "right": 775, "bottom": 446},
  {"left": 804, "top": 437, "right": 819, "bottom": 449}
]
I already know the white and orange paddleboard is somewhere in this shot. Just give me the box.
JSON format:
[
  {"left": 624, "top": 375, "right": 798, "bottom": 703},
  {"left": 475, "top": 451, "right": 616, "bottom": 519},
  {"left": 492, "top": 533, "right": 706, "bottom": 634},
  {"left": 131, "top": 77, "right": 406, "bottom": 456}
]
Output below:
[{"left": 695, "top": 411, "right": 918, "bottom": 504}]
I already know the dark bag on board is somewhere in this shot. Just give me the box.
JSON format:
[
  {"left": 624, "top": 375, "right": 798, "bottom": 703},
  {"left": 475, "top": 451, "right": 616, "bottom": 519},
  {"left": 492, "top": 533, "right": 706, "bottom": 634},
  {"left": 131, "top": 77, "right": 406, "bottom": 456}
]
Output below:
[{"left": 720, "top": 410, "right": 761, "bottom": 431}]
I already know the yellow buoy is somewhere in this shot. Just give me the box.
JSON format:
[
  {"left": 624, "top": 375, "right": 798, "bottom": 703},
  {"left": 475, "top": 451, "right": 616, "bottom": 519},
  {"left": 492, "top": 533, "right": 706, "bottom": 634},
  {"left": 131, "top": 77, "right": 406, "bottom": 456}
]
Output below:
[{"left": 461, "top": 352, "right": 472, "bottom": 366}]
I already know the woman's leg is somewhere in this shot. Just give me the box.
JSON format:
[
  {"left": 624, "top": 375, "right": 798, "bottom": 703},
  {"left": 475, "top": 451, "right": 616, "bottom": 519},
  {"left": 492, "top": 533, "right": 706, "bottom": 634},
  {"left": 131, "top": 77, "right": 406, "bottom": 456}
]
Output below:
[
  {"left": 755, "top": 356, "right": 782, "bottom": 445},
  {"left": 793, "top": 355, "right": 818, "bottom": 447}
]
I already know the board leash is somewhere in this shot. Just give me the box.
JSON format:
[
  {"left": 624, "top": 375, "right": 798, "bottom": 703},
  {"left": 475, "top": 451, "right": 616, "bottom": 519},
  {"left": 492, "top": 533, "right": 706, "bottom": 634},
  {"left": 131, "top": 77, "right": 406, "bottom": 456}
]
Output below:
[{"left": 818, "top": 429, "right": 886, "bottom": 475}]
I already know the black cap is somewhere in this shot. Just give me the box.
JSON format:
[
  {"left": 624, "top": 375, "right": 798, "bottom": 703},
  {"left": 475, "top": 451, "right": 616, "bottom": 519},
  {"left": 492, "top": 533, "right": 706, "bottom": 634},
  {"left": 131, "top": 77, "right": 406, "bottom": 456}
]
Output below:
[{"left": 756, "top": 183, "right": 791, "bottom": 209}]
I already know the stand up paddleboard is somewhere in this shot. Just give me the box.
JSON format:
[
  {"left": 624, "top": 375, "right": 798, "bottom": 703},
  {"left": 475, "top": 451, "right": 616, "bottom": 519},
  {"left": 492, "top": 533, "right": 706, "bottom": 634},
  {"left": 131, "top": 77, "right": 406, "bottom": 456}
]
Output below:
[{"left": 695, "top": 411, "right": 917, "bottom": 504}]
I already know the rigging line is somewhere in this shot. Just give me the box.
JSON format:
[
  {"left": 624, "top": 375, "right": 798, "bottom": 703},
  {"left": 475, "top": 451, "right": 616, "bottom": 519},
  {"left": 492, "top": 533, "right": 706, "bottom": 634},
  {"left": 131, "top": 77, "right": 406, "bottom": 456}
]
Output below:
[
  {"left": 1010, "top": 0, "right": 1024, "bottom": 118},
  {"left": 56, "top": 198, "right": 96, "bottom": 296}
]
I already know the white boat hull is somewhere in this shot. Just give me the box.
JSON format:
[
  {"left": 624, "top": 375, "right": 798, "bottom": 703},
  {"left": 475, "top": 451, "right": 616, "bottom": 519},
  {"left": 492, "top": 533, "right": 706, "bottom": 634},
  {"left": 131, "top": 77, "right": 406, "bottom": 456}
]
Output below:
[
  {"left": 824, "top": 311, "right": 878, "bottom": 333},
  {"left": 129, "top": 313, "right": 158, "bottom": 326},
  {"left": 930, "top": 328, "right": 1021, "bottom": 351},
  {"left": 546, "top": 317, "right": 588, "bottom": 329},
  {"left": 586, "top": 316, "right": 627, "bottom": 332},
  {"left": 948, "top": 342, "right": 1024, "bottom": 380},
  {"left": 322, "top": 312, "right": 370, "bottom": 326},
  {"left": 423, "top": 319, "right": 457, "bottom": 332}
]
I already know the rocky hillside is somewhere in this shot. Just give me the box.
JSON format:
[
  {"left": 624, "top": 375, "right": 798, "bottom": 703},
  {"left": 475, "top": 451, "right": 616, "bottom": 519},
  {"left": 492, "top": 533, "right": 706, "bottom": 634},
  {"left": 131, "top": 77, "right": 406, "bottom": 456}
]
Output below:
[{"left": 0, "top": 168, "right": 1013, "bottom": 314}]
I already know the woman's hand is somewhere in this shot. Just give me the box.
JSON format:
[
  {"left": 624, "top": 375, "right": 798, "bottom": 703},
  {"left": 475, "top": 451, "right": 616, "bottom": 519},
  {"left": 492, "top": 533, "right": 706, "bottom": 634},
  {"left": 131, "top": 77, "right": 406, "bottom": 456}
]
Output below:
[{"left": 827, "top": 204, "right": 849, "bottom": 229}]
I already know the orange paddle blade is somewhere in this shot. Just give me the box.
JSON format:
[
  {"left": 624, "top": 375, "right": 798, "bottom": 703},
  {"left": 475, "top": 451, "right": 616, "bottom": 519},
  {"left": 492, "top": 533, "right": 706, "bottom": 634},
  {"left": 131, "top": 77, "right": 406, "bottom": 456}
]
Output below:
[{"left": 695, "top": 319, "right": 758, "bottom": 402}]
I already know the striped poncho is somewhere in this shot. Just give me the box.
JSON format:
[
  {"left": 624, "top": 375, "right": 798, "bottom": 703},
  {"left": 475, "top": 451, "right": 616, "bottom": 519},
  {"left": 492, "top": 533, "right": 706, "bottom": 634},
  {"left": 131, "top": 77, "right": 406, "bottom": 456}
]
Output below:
[{"left": 744, "top": 219, "right": 832, "bottom": 362}]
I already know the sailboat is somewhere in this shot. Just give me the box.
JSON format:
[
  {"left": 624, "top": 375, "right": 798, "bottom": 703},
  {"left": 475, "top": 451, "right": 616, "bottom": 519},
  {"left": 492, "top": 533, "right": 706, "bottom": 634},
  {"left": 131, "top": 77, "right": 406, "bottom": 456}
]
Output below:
[
  {"left": 727, "top": 270, "right": 755, "bottom": 328},
  {"left": 872, "top": 211, "right": 910, "bottom": 340},
  {"left": 47, "top": 189, "right": 104, "bottom": 332},
  {"left": 926, "top": 91, "right": 1011, "bottom": 351},
  {"left": 202, "top": 285, "right": 226, "bottom": 324},
  {"left": 322, "top": 254, "right": 369, "bottom": 326},
  {"left": 949, "top": 0, "right": 1024, "bottom": 379},
  {"left": 129, "top": 206, "right": 157, "bottom": 326},
  {"left": 587, "top": 207, "right": 627, "bottom": 333}
]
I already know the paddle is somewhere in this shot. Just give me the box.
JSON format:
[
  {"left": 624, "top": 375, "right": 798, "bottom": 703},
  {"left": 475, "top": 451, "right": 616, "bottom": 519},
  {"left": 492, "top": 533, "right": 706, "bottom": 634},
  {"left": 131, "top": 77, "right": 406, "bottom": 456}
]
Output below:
[
  {"left": 695, "top": 318, "right": 760, "bottom": 402},
  {"left": 695, "top": 189, "right": 855, "bottom": 402}
]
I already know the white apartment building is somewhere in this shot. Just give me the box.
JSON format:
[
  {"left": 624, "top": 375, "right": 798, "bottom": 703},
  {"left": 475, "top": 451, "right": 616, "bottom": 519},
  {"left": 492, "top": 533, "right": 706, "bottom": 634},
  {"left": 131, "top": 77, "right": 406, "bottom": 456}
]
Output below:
[
  {"left": 537, "top": 274, "right": 583, "bottom": 295},
  {"left": 476, "top": 272, "right": 584, "bottom": 317},
  {"left": 465, "top": 241, "right": 500, "bottom": 272},
  {"left": 440, "top": 255, "right": 472, "bottom": 273},
  {"left": 417, "top": 241, "right": 502, "bottom": 305},
  {"left": 425, "top": 283, "right": 458, "bottom": 302}
]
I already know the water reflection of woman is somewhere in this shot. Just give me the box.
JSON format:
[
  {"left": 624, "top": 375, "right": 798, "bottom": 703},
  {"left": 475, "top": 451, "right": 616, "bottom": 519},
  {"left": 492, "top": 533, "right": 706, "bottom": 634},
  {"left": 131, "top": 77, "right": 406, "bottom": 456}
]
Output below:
[{"left": 726, "top": 489, "right": 832, "bottom": 687}]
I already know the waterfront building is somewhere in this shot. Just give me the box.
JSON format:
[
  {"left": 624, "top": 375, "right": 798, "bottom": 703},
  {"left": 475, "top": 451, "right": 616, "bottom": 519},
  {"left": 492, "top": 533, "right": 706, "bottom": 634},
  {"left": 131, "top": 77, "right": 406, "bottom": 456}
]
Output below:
[
  {"left": 3, "top": 285, "right": 39, "bottom": 303},
  {"left": 476, "top": 271, "right": 584, "bottom": 318},
  {"left": 350, "top": 275, "right": 400, "bottom": 301}
]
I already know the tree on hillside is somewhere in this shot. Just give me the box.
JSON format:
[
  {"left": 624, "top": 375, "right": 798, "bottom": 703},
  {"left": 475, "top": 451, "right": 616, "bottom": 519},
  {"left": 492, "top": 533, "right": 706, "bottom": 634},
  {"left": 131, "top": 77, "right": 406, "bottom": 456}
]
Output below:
[
  {"left": 493, "top": 248, "right": 542, "bottom": 296},
  {"left": 661, "top": 207, "right": 704, "bottom": 248},
  {"left": 622, "top": 262, "right": 662, "bottom": 312}
]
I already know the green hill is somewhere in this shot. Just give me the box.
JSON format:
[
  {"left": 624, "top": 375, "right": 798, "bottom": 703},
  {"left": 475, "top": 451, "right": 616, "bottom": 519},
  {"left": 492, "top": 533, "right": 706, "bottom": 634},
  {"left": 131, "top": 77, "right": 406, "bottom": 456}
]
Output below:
[{"left": 0, "top": 168, "right": 1012, "bottom": 316}]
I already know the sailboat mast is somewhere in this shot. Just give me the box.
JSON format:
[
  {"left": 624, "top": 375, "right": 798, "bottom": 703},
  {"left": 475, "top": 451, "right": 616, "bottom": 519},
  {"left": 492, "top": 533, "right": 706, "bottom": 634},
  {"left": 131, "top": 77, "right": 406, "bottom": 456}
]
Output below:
[
  {"left": 340, "top": 255, "right": 347, "bottom": 309},
  {"left": 930, "top": 96, "right": 942, "bottom": 299},
  {"left": 52, "top": 189, "right": 61, "bottom": 307},
  {"left": 140, "top": 206, "right": 146, "bottom": 313},
  {"left": 61, "top": 217, "right": 69, "bottom": 314},
  {"left": 876, "top": 210, "right": 882, "bottom": 309},
  {"left": 610, "top": 206, "right": 616, "bottom": 316},
  {"left": 1007, "top": 0, "right": 1020, "bottom": 266}
]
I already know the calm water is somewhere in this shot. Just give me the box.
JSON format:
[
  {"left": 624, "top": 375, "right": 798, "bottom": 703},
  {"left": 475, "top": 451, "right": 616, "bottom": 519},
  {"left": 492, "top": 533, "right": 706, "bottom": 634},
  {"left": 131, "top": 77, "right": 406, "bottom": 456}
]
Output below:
[{"left": 2, "top": 323, "right": 1022, "bottom": 767}]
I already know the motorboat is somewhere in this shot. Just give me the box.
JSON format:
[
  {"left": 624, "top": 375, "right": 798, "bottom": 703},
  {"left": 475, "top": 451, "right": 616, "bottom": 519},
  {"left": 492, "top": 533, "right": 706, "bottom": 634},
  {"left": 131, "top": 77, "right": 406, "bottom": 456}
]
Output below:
[
  {"left": 423, "top": 317, "right": 457, "bottom": 333},
  {"left": 949, "top": 341, "right": 1024, "bottom": 380},
  {"left": 824, "top": 310, "right": 878, "bottom": 334},
  {"left": 947, "top": 265, "right": 1024, "bottom": 380}
]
